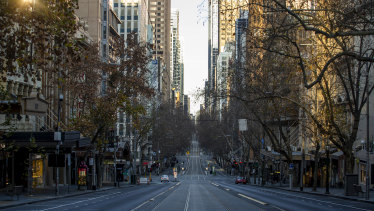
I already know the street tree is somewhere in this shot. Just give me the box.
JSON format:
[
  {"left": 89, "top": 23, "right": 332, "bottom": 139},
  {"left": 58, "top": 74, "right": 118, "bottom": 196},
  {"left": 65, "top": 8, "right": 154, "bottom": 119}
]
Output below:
[
  {"left": 69, "top": 32, "right": 155, "bottom": 187},
  {"left": 254, "top": 0, "right": 374, "bottom": 174}
]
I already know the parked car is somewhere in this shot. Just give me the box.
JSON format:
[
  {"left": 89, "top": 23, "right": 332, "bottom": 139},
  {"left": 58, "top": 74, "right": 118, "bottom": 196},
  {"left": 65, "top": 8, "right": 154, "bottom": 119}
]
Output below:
[
  {"left": 235, "top": 176, "right": 247, "bottom": 184},
  {"left": 161, "top": 175, "right": 169, "bottom": 183}
]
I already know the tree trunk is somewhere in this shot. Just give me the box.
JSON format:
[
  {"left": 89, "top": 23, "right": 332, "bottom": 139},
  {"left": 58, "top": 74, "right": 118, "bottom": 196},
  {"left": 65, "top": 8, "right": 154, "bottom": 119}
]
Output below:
[
  {"left": 344, "top": 149, "right": 355, "bottom": 174},
  {"left": 313, "top": 142, "right": 320, "bottom": 191},
  {"left": 96, "top": 154, "right": 103, "bottom": 188}
]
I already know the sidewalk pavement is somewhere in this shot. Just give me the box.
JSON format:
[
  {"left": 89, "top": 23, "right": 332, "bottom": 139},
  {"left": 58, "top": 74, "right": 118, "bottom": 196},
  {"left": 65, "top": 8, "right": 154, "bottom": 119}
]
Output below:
[
  {"left": 0, "top": 183, "right": 135, "bottom": 210},
  {"left": 246, "top": 177, "right": 374, "bottom": 204}
]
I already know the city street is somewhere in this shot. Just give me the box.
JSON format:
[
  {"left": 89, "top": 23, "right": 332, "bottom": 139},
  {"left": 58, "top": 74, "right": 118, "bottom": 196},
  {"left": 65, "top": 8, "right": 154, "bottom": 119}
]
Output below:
[{"left": 3, "top": 140, "right": 374, "bottom": 211}]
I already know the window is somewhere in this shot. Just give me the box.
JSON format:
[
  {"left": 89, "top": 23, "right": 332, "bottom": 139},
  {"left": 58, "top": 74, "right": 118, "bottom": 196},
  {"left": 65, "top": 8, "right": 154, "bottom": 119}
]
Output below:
[
  {"left": 119, "top": 111, "right": 124, "bottom": 122},
  {"left": 127, "top": 7, "right": 132, "bottom": 16},
  {"left": 121, "top": 16, "right": 125, "bottom": 20},
  {"left": 133, "top": 28, "right": 138, "bottom": 33},
  {"left": 102, "top": 44, "right": 106, "bottom": 57},
  {"left": 114, "top": 3, "right": 118, "bottom": 7},
  {"left": 119, "top": 124, "right": 124, "bottom": 136},
  {"left": 120, "top": 28, "right": 124, "bottom": 33},
  {"left": 101, "top": 80, "right": 106, "bottom": 95},
  {"left": 103, "top": 26, "right": 106, "bottom": 39},
  {"left": 127, "top": 20, "right": 131, "bottom": 29},
  {"left": 134, "top": 7, "right": 138, "bottom": 16},
  {"left": 134, "top": 16, "right": 138, "bottom": 20},
  {"left": 103, "top": 10, "right": 107, "bottom": 21}
]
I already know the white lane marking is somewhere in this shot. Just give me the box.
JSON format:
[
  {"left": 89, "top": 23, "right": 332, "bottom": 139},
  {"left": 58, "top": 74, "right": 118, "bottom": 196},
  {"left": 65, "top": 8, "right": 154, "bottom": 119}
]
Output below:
[
  {"left": 267, "top": 190, "right": 372, "bottom": 210},
  {"left": 211, "top": 182, "right": 219, "bottom": 187},
  {"left": 235, "top": 185, "right": 372, "bottom": 211},
  {"left": 39, "top": 192, "right": 121, "bottom": 211},
  {"left": 272, "top": 206, "right": 286, "bottom": 211},
  {"left": 134, "top": 183, "right": 179, "bottom": 211},
  {"left": 184, "top": 187, "right": 191, "bottom": 211},
  {"left": 238, "top": 193, "right": 267, "bottom": 205},
  {"left": 225, "top": 188, "right": 230, "bottom": 191},
  {"left": 131, "top": 200, "right": 149, "bottom": 211}
]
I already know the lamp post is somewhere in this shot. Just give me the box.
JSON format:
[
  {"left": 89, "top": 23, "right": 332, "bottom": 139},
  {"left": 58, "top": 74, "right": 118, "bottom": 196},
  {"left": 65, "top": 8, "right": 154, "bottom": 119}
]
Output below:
[
  {"left": 325, "top": 144, "right": 330, "bottom": 194},
  {"left": 114, "top": 136, "right": 119, "bottom": 187},
  {"left": 366, "top": 96, "right": 370, "bottom": 200},
  {"left": 24, "top": 0, "right": 36, "bottom": 196}
]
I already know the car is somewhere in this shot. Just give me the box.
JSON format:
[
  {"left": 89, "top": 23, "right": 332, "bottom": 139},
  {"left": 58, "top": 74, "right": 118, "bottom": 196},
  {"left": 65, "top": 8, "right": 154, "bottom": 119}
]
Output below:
[
  {"left": 235, "top": 176, "right": 247, "bottom": 184},
  {"left": 161, "top": 175, "right": 169, "bottom": 183}
]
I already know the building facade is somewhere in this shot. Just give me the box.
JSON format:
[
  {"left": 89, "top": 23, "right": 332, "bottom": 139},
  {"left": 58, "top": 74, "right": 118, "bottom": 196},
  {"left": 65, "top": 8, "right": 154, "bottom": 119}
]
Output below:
[{"left": 148, "top": 0, "right": 171, "bottom": 102}]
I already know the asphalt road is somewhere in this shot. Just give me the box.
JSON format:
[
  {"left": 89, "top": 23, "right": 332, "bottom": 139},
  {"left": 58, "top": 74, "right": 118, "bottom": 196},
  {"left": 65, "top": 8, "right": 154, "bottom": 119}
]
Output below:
[{"left": 4, "top": 139, "right": 374, "bottom": 211}]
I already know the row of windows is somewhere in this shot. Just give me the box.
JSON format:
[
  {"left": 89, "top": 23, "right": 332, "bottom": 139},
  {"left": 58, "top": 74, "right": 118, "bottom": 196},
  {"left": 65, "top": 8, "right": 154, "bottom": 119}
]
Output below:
[
  {"left": 150, "top": 18, "right": 164, "bottom": 22},
  {"left": 120, "top": 15, "right": 138, "bottom": 20},
  {"left": 114, "top": 3, "right": 138, "bottom": 7},
  {"left": 150, "top": 1, "right": 163, "bottom": 6},
  {"left": 120, "top": 28, "right": 138, "bottom": 33}
]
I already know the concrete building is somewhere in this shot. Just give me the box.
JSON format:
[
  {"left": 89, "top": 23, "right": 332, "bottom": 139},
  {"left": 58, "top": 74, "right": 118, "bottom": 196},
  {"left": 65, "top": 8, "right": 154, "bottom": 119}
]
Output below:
[
  {"left": 216, "top": 49, "right": 232, "bottom": 121},
  {"left": 183, "top": 95, "right": 190, "bottom": 116},
  {"left": 148, "top": 0, "right": 171, "bottom": 102},
  {"left": 112, "top": 0, "right": 150, "bottom": 43}
]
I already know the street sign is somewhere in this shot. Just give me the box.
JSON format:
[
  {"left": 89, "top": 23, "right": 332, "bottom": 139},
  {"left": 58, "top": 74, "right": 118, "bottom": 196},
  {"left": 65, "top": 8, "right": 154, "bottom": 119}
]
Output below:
[
  {"left": 238, "top": 119, "right": 248, "bottom": 131},
  {"left": 289, "top": 163, "right": 294, "bottom": 170}
]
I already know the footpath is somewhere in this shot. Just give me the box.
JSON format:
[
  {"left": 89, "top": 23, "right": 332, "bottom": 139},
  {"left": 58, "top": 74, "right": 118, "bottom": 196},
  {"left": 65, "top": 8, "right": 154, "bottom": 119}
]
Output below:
[
  {"left": 0, "top": 183, "right": 135, "bottom": 209},
  {"left": 216, "top": 170, "right": 374, "bottom": 205}
]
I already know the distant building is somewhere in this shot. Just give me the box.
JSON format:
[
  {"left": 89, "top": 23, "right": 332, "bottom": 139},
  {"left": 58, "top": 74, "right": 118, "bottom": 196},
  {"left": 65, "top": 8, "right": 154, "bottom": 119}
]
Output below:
[
  {"left": 170, "top": 8, "right": 184, "bottom": 108},
  {"left": 183, "top": 95, "right": 190, "bottom": 115},
  {"left": 148, "top": 0, "right": 171, "bottom": 102}
]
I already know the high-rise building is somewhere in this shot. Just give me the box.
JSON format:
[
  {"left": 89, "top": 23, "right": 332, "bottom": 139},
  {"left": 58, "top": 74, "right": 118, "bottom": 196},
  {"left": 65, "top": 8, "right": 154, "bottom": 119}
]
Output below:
[
  {"left": 170, "top": 8, "right": 184, "bottom": 107},
  {"left": 208, "top": 0, "right": 219, "bottom": 96},
  {"left": 112, "top": 0, "right": 151, "bottom": 43},
  {"left": 207, "top": 0, "right": 247, "bottom": 114},
  {"left": 184, "top": 95, "right": 190, "bottom": 115},
  {"left": 218, "top": 0, "right": 247, "bottom": 52},
  {"left": 148, "top": 0, "right": 171, "bottom": 102}
]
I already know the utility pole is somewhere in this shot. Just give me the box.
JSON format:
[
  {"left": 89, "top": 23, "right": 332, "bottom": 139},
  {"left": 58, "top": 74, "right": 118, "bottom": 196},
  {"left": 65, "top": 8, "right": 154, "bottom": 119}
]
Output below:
[
  {"left": 366, "top": 96, "right": 370, "bottom": 200},
  {"left": 325, "top": 137, "right": 330, "bottom": 194},
  {"left": 300, "top": 114, "right": 305, "bottom": 192},
  {"left": 56, "top": 71, "right": 63, "bottom": 196},
  {"left": 114, "top": 135, "right": 117, "bottom": 187}
]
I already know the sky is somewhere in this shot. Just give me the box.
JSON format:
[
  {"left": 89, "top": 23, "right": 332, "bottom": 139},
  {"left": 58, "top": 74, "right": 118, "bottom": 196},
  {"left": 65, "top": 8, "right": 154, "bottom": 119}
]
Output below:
[{"left": 171, "top": 0, "right": 208, "bottom": 115}]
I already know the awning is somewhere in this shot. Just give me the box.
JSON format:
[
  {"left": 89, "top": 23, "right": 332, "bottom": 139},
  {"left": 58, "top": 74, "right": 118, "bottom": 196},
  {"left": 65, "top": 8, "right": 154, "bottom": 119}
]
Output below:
[
  {"left": 4, "top": 131, "right": 81, "bottom": 149},
  {"left": 331, "top": 150, "right": 344, "bottom": 159}
]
